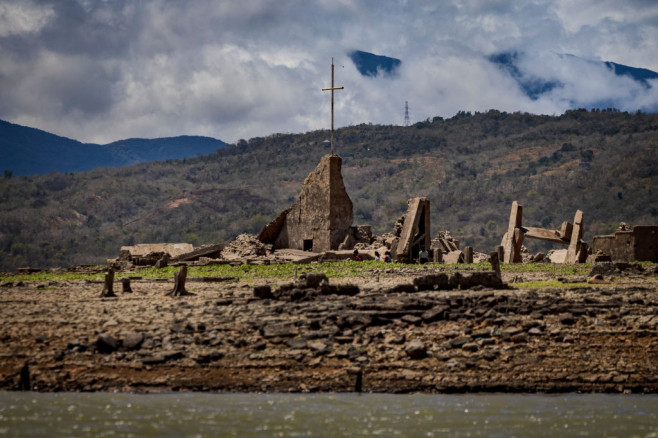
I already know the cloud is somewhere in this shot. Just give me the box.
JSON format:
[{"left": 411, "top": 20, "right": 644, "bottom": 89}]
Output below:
[
  {"left": 0, "top": 1, "right": 54, "bottom": 37},
  {"left": 0, "top": 0, "right": 656, "bottom": 144}
]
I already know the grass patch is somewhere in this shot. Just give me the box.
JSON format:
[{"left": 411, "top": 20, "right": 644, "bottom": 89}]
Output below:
[
  {"left": 2, "top": 260, "right": 653, "bottom": 285},
  {"left": 512, "top": 280, "right": 592, "bottom": 289}
]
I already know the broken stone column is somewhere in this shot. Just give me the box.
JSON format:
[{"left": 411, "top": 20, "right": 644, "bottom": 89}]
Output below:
[
  {"left": 490, "top": 251, "right": 502, "bottom": 282},
  {"left": 395, "top": 198, "right": 431, "bottom": 263},
  {"left": 501, "top": 201, "right": 524, "bottom": 263},
  {"left": 464, "top": 246, "right": 473, "bottom": 264},
  {"left": 565, "top": 210, "right": 584, "bottom": 263},
  {"left": 495, "top": 245, "right": 504, "bottom": 262}
]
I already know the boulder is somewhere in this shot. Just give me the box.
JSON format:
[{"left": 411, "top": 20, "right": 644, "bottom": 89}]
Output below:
[
  {"left": 122, "top": 332, "right": 144, "bottom": 351},
  {"left": 96, "top": 334, "right": 119, "bottom": 354},
  {"left": 405, "top": 340, "right": 427, "bottom": 359}
]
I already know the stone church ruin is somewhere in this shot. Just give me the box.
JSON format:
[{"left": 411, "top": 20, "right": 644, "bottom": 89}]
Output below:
[
  {"left": 106, "top": 59, "right": 656, "bottom": 269},
  {"left": 258, "top": 154, "right": 354, "bottom": 252}
]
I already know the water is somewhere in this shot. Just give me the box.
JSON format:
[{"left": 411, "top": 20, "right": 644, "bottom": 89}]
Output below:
[{"left": 0, "top": 392, "right": 656, "bottom": 437}]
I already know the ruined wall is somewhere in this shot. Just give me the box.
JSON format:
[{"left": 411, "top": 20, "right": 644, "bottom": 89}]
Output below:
[
  {"left": 266, "top": 155, "right": 353, "bottom": 252},
  {"left": 593, "top": 226, "right": 658, "bottom": 262}
]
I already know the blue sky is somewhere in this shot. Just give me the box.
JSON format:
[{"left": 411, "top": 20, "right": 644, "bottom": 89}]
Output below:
[{"left": 0, "top": 0, "right": 657, "bottom": 144}]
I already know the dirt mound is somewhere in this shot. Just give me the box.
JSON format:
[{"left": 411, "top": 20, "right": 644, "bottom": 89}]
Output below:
[{"left": 222, "top": 234, "right": 269, "bottom": 260}]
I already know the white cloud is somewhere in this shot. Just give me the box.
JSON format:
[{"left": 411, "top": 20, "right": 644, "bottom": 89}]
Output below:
[
  {"left": 0, "top": 1, "right": 54, "bottom": 37},
  {"left": 0, "top": 0, "right": 656, "bottom": 144}
]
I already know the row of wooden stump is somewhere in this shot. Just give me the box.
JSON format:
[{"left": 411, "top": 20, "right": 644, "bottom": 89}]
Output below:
[{"left": 100, "top": 266, "right": 193, "bottom": 298}]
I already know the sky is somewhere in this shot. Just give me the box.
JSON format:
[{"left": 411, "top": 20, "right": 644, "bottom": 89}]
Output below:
[{"left": 1, "top": 0, "right": 657, "bottom": 145}]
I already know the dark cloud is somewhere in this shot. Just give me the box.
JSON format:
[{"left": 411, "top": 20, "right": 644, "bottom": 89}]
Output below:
[{"left": 0, "top": 0, "right": 656, "bottom": 144}]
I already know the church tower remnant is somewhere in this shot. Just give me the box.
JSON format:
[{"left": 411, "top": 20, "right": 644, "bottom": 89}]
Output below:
[
  {"left": 258, "top": 154, "right": 353, "bottom": 252},
  {"left": 258, "top": 58, "right": 353, "bottom": 252}
]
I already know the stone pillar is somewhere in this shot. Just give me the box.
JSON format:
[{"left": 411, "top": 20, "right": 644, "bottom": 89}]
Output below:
[
  {"left": 495, "top": 245, "right": 504, "bottom": 262},
  {"left": 490, "top": 251, "right": 502, "bottom": 282},
  {"left": 566, "top": 210, "right": 584, "bottom": 263},
  {"left": 502, "top": 201, "right": 524, "bottom": 263},
  {"left": 464, "top": 246, "right": 473, "bottom": 264}
]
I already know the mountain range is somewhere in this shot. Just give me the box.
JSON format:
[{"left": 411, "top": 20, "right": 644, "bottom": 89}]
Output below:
[
  {"left": 351, "top": 49, "right": 658, "bottom": 112},
  {"left": 0, "top": 119, "right": 226, "bottom": 176}
]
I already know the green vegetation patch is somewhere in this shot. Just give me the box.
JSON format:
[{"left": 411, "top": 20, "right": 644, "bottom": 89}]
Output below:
[{"left": 512, "top": 280, "right": 592, "bottom": 289}]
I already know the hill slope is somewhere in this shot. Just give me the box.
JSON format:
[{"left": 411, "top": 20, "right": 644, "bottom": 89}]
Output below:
[
  {"left": 0, "top": 109, "right": 656, "bottom": 271},
  {"left": 0, "top": 119, "right": 226, "bottom": 176}
]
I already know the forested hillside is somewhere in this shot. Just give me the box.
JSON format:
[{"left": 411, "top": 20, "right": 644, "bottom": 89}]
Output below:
[{"left": 1, "top": 109, "right": 657, "bottom": 271}]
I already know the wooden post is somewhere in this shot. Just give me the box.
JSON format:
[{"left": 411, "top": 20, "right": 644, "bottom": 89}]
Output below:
[
  {"left": 121, "top": 278, "right": 133, "bottom": 293},
  {"left": 100, "top": 269, "right": 116, "bottom": 298},
  {"left": 18, "top": 362, "right": 30, "bottom": 391},
  {"left": 354, "top": 368, "right": 363, "bottom": 393},
  {"left": 167, "top": 266, "right": 194, "bottom": 297}
]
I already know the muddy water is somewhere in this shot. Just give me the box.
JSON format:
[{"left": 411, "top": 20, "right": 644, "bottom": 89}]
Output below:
[{"left": 1, "top": 392, "right": 656, "bottom": 437}]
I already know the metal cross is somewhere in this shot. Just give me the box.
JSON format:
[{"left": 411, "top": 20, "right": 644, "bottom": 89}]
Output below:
[{"left": 321, "top": 57, "right": 344, "bottom": 155}]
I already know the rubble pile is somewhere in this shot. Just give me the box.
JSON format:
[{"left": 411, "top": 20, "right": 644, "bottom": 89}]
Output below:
[{"left": 221, "top": 234, "right": 270, "bottom": 260}]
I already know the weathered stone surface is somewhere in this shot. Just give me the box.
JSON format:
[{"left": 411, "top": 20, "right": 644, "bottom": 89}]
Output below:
[
  {"left": 222, "top": 234, "right": 268, "bottom": 259},
  {"left": 510, "top": 333, "right": 528, "bottom": 343},
  {"left": 502, "top": 201, "right": 524, "bottom": 263},
  {"left": 3, "top": 265, "right": 658, "bottom": 394},
  {"left": 304, "top": 273, "right": 328, "bottom": 288},
  {"left": 405, "top": 340, "right": 427, "bottom": 359},
  {"left": 171, "top": 243, "right": 224, "bottom": 262},
  {"left": 254, "top": 285, "right": 273, "bottom": 299},
  {"left": 96, "top": 334, "right": 119, "bottom": 354},
  {"left": 414, "top": 274, "right": 449, "bottom": 291},
  {"left": 122, "top": 332, "right": 144, "bottom": 351},
  {"left": 547, "top": 249, "right": 568, "bottom": 264},
  {"left": 566, "top": 210, "right": 584, "bottom": 263},
  {"left": 589, "top": 262, "right": 646, "bottom": 276},
  {"left": 593, "top": 225, "right": 658, "bottom": 262},
  {"left": 118, "top": 243, "right": 194, "bottom": 266},
  {"left": 262, "top": 323, "right": 299, "bottom": 338},
  {"left": 449, "top": 337, "right": 472, "bottom": 348},
  {"left": 261, "top": 155, "right": 353, "bottom": 252},
  {"left": 395, "top": 198, "right": 431, "bottom": 263},
  {"left": 501, "top": 201, "right": 587, "bottom": 264},
  {"left": 444, "top": 251, "right": 465, "bottom": 264},
  {"left": 421, "top": 306, "right": 449, "bottom": 322},
  {"left": 464, "top": 246, "right": 474, "bottom": 264}
]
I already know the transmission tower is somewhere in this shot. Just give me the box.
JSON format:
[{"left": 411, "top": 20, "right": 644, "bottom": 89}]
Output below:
[{"left": 404, "top": 101, "right": 410, "bottom": 126}]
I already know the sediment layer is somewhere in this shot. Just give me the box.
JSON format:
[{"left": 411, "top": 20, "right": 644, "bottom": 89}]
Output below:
[{"left": 1, "top": 268, "right": 657, "bottom": 393}]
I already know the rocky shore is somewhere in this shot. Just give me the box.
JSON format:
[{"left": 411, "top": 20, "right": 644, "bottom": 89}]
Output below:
[{"left": 1, "top": 264, "right": 657, "bottom": 394}]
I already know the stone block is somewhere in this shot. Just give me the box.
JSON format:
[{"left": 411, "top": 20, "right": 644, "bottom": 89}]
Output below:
[{"left": 444, "top": 250, "right": 465, "bottom": 264}]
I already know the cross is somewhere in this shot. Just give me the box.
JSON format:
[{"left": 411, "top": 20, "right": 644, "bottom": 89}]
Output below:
[{"left": 321, "top": 57, "right": 344, "bottom": 155}]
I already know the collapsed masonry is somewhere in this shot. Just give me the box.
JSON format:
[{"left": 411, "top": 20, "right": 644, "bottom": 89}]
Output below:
[
  {"left": 111, "top": 243, "right": 223, "bottom": 269},
  {"left": 593, "top": 223, "right": 658, "bottom": 262},
  {"left": 382, "top": 198, "right": 431, "bottom": 263},
  {"left": 501, "top": 201, "right": 587, "bottom": 264},
  {"left": 258, "top": 155, "right": 355, "bottom": 252}
]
